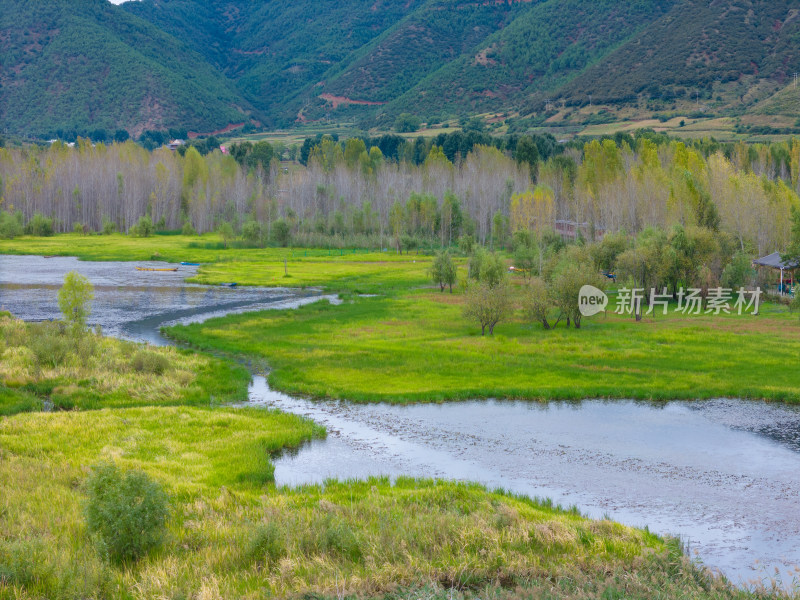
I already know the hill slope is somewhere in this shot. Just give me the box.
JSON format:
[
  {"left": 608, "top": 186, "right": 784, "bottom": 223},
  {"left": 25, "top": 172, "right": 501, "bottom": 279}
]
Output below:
[
  {"left": 0, "top": 0, "right": 250, "bottom": 136},
  {"left": 553, "top": 0, "right": 800, "bottom": 111},
  {"left": 3, "top": 0, "right": 800, "bottom": 135},
  {"left": 376, "top": 0, "right": 676, "bottom": 120}
]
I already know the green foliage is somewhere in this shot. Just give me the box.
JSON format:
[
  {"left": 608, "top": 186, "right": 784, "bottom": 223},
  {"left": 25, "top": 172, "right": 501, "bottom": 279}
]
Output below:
[
  {"left": 556, "top": 1, "right": 799, "bottom": 109},
  {"left": 463, "top": 281, "right": 512, "bottom": 336},
  {"left": 101, "top": 218, "right": 117, "bottom": 235},
  {"left": 522, "top": 277, "right": 551, "bottom": 329},
  {"left": 512, "top": 244, "right": 537, "bottom": 278},
  {"left": 515, "top": 135, "right": 540, "bottom": 179},
  {"left": 591, "top": 232, "right": 629, "bottom": 273},
  {"left": 467, "top": 247, "right": 486, "bottom": 281},
  {"left": 721, "top": 252, "right": 755, "bottom": 290},
  {"left": 246, "top": 523, "right": 286, "bottom": 568},
  {"left": 25, "top": 213, "right": 54, "bottom": 237},
  {"left": 271, "top": 219, "right": 291, "bottom": 247},
  {"left": 394, "top": 113, "right": 422, "bottom": 133},
  {"left": 181, "top": 220, "right": 197, "bottom": 236},
  {"left": 430, "top": 250, "right": 458, "bottom": 292},
  {"left": 479, "top": 251, "right": 507, "bottom": 288},
  {"left": 0, "top": 211, "right": 24, "bottom": 239},
  {"left": 217, "top": 221, "right": 235, "bottom": 248},
  {"left": 241, "top": 219, "right": 264, "bottom": 246},
  {"left": 230, "top": 141, "right": 275, "bottom": 173},
  {"left": 4, "top": 0, "right": 800, "bottom": 134},
  {"left": 84, "top": 462, "right": 169, "bottom": 564},
  {"left": 26, "top": 321, "right": 97, "bottom": 369},
  {"left": 458, "top": 234, "right": 476, "bottom": 255},
  {"left": 2, "top": 0, "right": 247, "bottom": 136},
  {"left": 131, "top": 350, "right": 170, "bottom": 375},
  {"left": 57, "top": 271, "right": 94, "bottom": 328},
  {"left": 129, "top": 215, "right": 154, "bottom": 237},
  {"left": 318, "top": 516, "right": 363, "bottom": 563}
]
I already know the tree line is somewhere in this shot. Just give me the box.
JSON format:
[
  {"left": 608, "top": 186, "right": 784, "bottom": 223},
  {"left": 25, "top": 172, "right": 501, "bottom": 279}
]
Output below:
[{"left": 1, "top": 131, "right": 799, "bottom": 264}]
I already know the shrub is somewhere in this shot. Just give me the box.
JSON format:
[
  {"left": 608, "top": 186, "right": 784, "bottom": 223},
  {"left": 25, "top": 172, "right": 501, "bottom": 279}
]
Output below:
[
  {"left": 458, "top": 234, "right": 475, "bottom": 255},
  {"left": 477, "top": 251, "right": 507, "bottom": 288},
  {"left": 522, "top": 277, "right": 552, "bottom": 329},
  {"left": 131, "top": 350, "right": 170, "bottom": 375},
  {"left": 84, "top": 463, "right": 169, "bottom": 564},
  {"left": 129, "top": 215, "right": 154, "bottom": 237},
  {"left": 28, "top": 322, "right": 72, "bottom": 368},
  {"left": 58, "top": 271, "right": 94, "bottom": 328},
  {"left": 0, "top": 211, "right": 23, "bottom": 239},
  {"left": 102, "top": 218, "right": 117, "bottom": 235},
  {"left": 242, "top": 220, "right": 263, "bottom": 246},
  {"left": 320, "top": 516, "right": 362, "bottom": 562},
  {"left": 25, "top": 212, "right": 54, "bottom": 236},
  {"left": 246, "top": 523, "right": 286, "bottom": 568},
  {"left": 181, "top": 220, "right": 196, "bottom": 236},
  {"left": 271, "top": 219, "right": 291, "bottom": 247},
  {"left": 394, "top": 113, "right": 422, "bottom": 133},
  {"left": 721, "top": 252, "right": 755, "bottom": 290},
  {"left": 790, "top": 286, "right": 800, "bottom": 316},
  {"left": 430, "top": 250, "right": 457, "bottom": 292},
  {"left": 217, "top": 221, "right": 235, "bottom": 248},
  {"left": 463, "top": 281, "right": 512, "bottom": 336}
]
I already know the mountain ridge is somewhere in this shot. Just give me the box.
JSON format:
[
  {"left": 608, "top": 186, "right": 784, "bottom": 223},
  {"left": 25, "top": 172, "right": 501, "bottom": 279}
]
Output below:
[{"left": 2, "top": 0, "right": 800, "bottom": 136}]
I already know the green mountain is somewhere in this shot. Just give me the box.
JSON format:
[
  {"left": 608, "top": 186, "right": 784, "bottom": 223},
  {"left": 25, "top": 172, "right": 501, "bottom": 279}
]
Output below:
[
  {"left": 552, "top": 0, "right": 800, "bottom": 111},
  {"left": 0, "top": 0, "right": 250, "bottom": 136},
  {"left": 3, "top": 0, "right": 800, "bottom": 136},
  {"left": 373, "top": 0, "right": 677, "bottom": 120}
]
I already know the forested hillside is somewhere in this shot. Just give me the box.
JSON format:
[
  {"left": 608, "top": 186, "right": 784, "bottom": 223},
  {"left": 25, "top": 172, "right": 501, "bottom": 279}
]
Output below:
[
  {"left": 122, "top": 0, "right": 427, "bottom": 125},
  {"left": 554, "top": 0, "right": 800, "bottom": 110},
  {"left": 3, "top": 0, "right": 800, "bottom": 136},
  {"left": 0, "top": 0, "right": 250, "bottom": 137},
  {"left": 376, "top": 0, "right": 676, "bottom": 121}
]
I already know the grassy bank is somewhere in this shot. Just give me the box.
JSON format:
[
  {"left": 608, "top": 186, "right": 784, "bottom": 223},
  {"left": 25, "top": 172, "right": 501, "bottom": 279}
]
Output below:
[
  {"left": 2, "top": 235, "right": 798, "bottom": 598},
  {"left": 0, "top": 314, "right": 250, "bottom": 416},
  {"left": 0, "top": 233, "right": 435, "bottom": 293},
  {"left": 166, "top": 290, "right": 800, "bottom": 404},
  {"left": 0, "top": 405, "right": 750, "bottom": 599}
]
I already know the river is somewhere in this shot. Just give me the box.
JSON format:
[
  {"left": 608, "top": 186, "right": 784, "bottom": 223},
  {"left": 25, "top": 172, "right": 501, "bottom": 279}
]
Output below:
[{"left": 1, "top": 254, "right": 799, "bottom": 590}]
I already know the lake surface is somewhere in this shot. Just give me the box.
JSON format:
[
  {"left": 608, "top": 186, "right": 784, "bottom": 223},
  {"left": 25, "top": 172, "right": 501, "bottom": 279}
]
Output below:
[
  {"left": 0, "top": 255, "right": 329, "bottom": 343},
  {"left": 2, "top": 254, "right": 799, "bottom": 589}
]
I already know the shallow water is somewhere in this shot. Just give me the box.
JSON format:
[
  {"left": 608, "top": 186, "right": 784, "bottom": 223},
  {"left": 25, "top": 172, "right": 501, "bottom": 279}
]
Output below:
[
  {"left": 0, "top": 255, "right": 328, "bottom": 343},
  {"left": 2, "top": 254, "right": 800, "bottom": 588}
]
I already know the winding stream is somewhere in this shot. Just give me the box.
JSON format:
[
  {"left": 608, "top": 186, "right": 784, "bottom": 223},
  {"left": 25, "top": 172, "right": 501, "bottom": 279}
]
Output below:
[{"left": 2, "top": 254, "right": 799, "bottom": 589}]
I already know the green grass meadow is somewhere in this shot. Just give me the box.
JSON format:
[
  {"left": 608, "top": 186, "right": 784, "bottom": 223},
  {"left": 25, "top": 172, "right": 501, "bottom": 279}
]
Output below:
[
  {"left": 0, "top": 316, "right": 250, "bottom": 417},
  {"left": 0, "top": 233, "right": 435, "bottom": 293},
  {"left": 166, "top": 289, "right": 800, "bottom": 404},
  {"left": 1, "top": 404, "right": 715, "bottom": 599},
  {"left": 2, "top": 234, "right": 799, "bottom": 598}
]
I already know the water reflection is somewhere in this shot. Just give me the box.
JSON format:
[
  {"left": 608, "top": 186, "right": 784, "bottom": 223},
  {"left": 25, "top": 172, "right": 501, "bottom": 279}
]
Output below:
[{"left": 0, "top": 255, "right": 327, "bottom": 343}]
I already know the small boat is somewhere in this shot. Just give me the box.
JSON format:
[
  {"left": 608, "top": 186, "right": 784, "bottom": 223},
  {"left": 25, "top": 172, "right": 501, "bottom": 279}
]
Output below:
[
  {"left": 219, "top": 282, "right": 238, "bottom": 288},
  {"left": 136, "top": 267, "right": 179, "bottom": 272},
  {"left": 180, "top": 262, "right": 201, "bottom": 266}
]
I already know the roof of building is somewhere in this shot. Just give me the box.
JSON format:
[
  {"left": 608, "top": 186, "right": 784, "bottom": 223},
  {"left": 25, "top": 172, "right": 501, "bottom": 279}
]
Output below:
[{"left": 752, "top": 252, "right": 800, "bottom": 270}]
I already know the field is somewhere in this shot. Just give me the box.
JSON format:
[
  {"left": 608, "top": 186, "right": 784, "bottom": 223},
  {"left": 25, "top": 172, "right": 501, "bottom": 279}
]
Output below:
[
  {"left": 0, "top": 315, "right": 250, "bottom": 416},
  {"left": 1, "top": 404, "right": 753, "bottom": 600},
  {"left": 0, "top": 234, "right": 434, "bottom": 293},
  {"left": 2, "top": 234, "right": 799, "bottom": 598},
  {"left": 4, "top": 234, "right": 799, "bottom": 404},
  {"left": 166, "top": 288, "right": 800, "bottom": 404}
]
